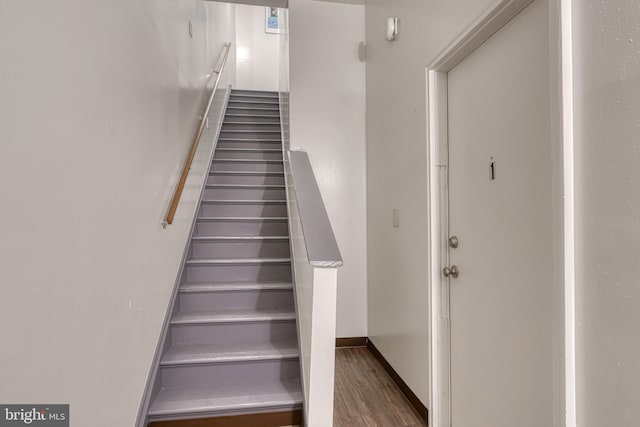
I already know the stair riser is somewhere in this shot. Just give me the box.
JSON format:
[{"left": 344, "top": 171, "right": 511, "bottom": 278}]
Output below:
[
  {"left": 199, "top": 202, "right": 287, "bottom": 217},
  {"left": 227, "top": 101, "right": 279, "bottom": 110},
  {"left": 222, "top": 124, "right": 281, "bottom": 132},
  {"left": 178, "top": 289, "right": 294, "bottom": 312},
  {"left": 185, "top": 263, "right": 292, "bottom": 283},
  {"left": 212, "top": 161, "right": 283, "bottom": 173},
  {"left": 194, "top": 220, "right": 289, "bottom": 237},
  {"left": 215, "top": 150, "right": 282, "bottom": 161},
  {"left": 230, "top": 95, "right": 279, "bottom": 101},
  {"left": 203, "top": 187, "right": 286, "bottom": 200},
  {"left": 230, "top": 96, "right": 279, "bottom": 103},
  {"left": 217, "top": 141, "right": 282, "bottom": 150},
  {"left": 231, "top": 90, "right": 279, "bottom": 97},
  {"left": 207, "top": 174, "right": 285, "bottom": 185},
  {"left": 224, "top": 115, "right": 280, "bottom": 123},
  {"left": 159, "top": 359, "right": 300, "bottom": 389},
  {"left": 190, "top": 239, "right": 291, "bottom": 259},
  {"left": 171, "top": 321, "right": 297, "bottom": 346},
  {"left": 219, "top": 131, "right": 281, "bottom": 140},
  {"left": 225, "top": 108, "right": 281, "bottom": 116}
]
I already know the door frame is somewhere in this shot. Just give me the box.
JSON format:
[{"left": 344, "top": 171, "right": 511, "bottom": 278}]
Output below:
[{"left": 425, "top": 0, "right": 576, "bottom": 426}]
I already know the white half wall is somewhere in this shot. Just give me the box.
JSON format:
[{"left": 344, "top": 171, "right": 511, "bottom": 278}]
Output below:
[
  {"left": 0, "top": 1, "right": 234, "bottom": 426},
  {"left": 285, "top": 151, "right": 338, "bottom": 427},
  {"left": 364, "top": 0, "right": 497, "bottom": 405},
  {"left": 289, "top": 0, "right": 368, "bottom": 338},
  {"left": 235, "top": 4, "right": 282, "bottom": 91},
  {"left": 573, "top": 2, "right": 640, "bottom": 426}
]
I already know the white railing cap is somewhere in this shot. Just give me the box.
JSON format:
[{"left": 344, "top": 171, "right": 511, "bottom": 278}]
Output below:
[{"left": 288, "top": 150, "right": 343, "bottom": 268}]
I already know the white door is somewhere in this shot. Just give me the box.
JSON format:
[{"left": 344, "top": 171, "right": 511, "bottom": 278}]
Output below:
[{"left": 447, "top": 1, "right": 553, "bottom": 426}]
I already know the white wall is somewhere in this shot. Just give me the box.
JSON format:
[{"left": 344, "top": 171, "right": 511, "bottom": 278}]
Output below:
[
  {"left": 278, "top": 8, "right": 290, "bottom": 97},
  {"left": 289, "top": 0, "right": 368, "bottom": 338},
  {"left": 573, "top": 2, "right": 640, "bottom": 426},
  {"left": 235, "top": 4, "right": 282, "bottom": 91},
  {"left": 365, "top": 0, "right": 640, "bottom": 418},
  {"left": 0, "top": 1, "right": 233, "bottom": 426},
  {"left": 205, "top": 2, "right": 237, "bottom": 88},
  {"left": 278, "top": 9, "right": 291, "bottom": 151},
  {"left": 365, "top": 0, "right": 496, "bottom": 405}
]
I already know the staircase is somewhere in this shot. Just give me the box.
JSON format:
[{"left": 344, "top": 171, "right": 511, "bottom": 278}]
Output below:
[{"left": 146, "top": 89, "right": 303, "bottom": 425}]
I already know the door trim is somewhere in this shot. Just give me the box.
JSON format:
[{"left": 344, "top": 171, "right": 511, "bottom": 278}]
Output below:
[{"left": 425, "top": 1, "right": 575, "bottom": 426}]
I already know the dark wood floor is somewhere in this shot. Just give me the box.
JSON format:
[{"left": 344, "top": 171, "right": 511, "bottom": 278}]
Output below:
[{"left": 333, "top": 347, "right": 427, "bottom": 427}]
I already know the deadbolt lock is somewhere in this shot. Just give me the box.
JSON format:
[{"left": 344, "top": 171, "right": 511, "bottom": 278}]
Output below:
[
  {"left": 448, "top": 236, "right": 459, "bottom": 249},
  {"left": 443, "top": 265, "right": 459, "bottom": 278}
]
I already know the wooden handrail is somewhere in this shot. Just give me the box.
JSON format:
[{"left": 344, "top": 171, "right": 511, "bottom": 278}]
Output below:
[{"left": 163, "top": 42, "right": 231, "bottom": 227}]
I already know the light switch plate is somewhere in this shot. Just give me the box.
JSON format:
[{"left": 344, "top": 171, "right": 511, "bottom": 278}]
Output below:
[{"left": 392, "top": 208, "right": 400, "bottom": 228}]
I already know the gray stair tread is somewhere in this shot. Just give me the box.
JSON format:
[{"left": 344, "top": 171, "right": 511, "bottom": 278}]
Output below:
[
  {"left": 228, "top": 101, "right": 279, "bottom": 105},
  {"left": 216, "top": 143, "right": 282, "bottom": 146},
  {"left": 230, "top": 93, "right": 279, "bottom": 99},
  {"left": 228, "top": 100, "right": 279, "bottom": 105},
  {"left": 161, "top": 341, "right": 299, "bottom": 366},
  {"left": 223, "top": 122, "right": 280, "bottom": 125},
  {"left": 220, "top": 128, "right": 282, "bottom": 133},
  {"left": 205, "top": 184, "right": 285, "bottom": 189},
  {"left": 180, "top": 282, "right": 293, "bottom": 293},
  {"left": 186, "top": 257, "right": 291, "bottom": 265},
  {"left": 225, "top": 107, "right": 280, "bottom": 111},
  {"left": 148, "top": 379, "right": 302, "bottom": 417},
  {"left": 197, "top": 216, "right": 287, "bottom": 221},
  {"left": 230, "top": 97, "right": 278, "bottom": 100},
  {"left": 213, "top": 159, "right": 282, "bottom": 163},
  {"left": 171, "top": 309, "right": 296, "bottom": 325},
  {"left": 216, "top": 147, "right": 282, "bottom": 152},
  {"left": 220, "top": 130, "right": 281, "bottom": 133},
  {"left": 209, "top": 171, "right": 284, "bottom": 176},
  {"left": 191, "top": 236, "right": 289, "bottom": 241},
  {"left": 200, "top": 200, "right": 286, "bottom": 204},
  {"left": 230, "top": 95, "right": 278, "bottom": 98},
  {"left": 230, "top": 93, "right": 279, "bottom": 98},
  {"left": 231, "top": 89, "right": 278, "bottom": 93},
  {"left": 227, "top": 102, "right": 278, "bottom": 104},
  {"left": 225, "top": 114, "right": 280, "bottom": 118},
  {"left": 206, "top": 183, "right": 285, "bottom": 187},
  {"left": 218, "top": 138, "right": 282, "bottom": 142}
]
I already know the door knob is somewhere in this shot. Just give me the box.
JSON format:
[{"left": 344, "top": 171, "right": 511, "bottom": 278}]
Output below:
[
  {"left": 448, "top": 236, "right": 459, "bottom": 249},
  {"left": 443, "top": 265, "right": 459, "bottom": 278}
]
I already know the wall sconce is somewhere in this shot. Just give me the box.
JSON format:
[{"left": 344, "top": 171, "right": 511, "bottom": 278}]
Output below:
[{"left": 386, "top": 17, "right": 398, "bottom": 41}]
